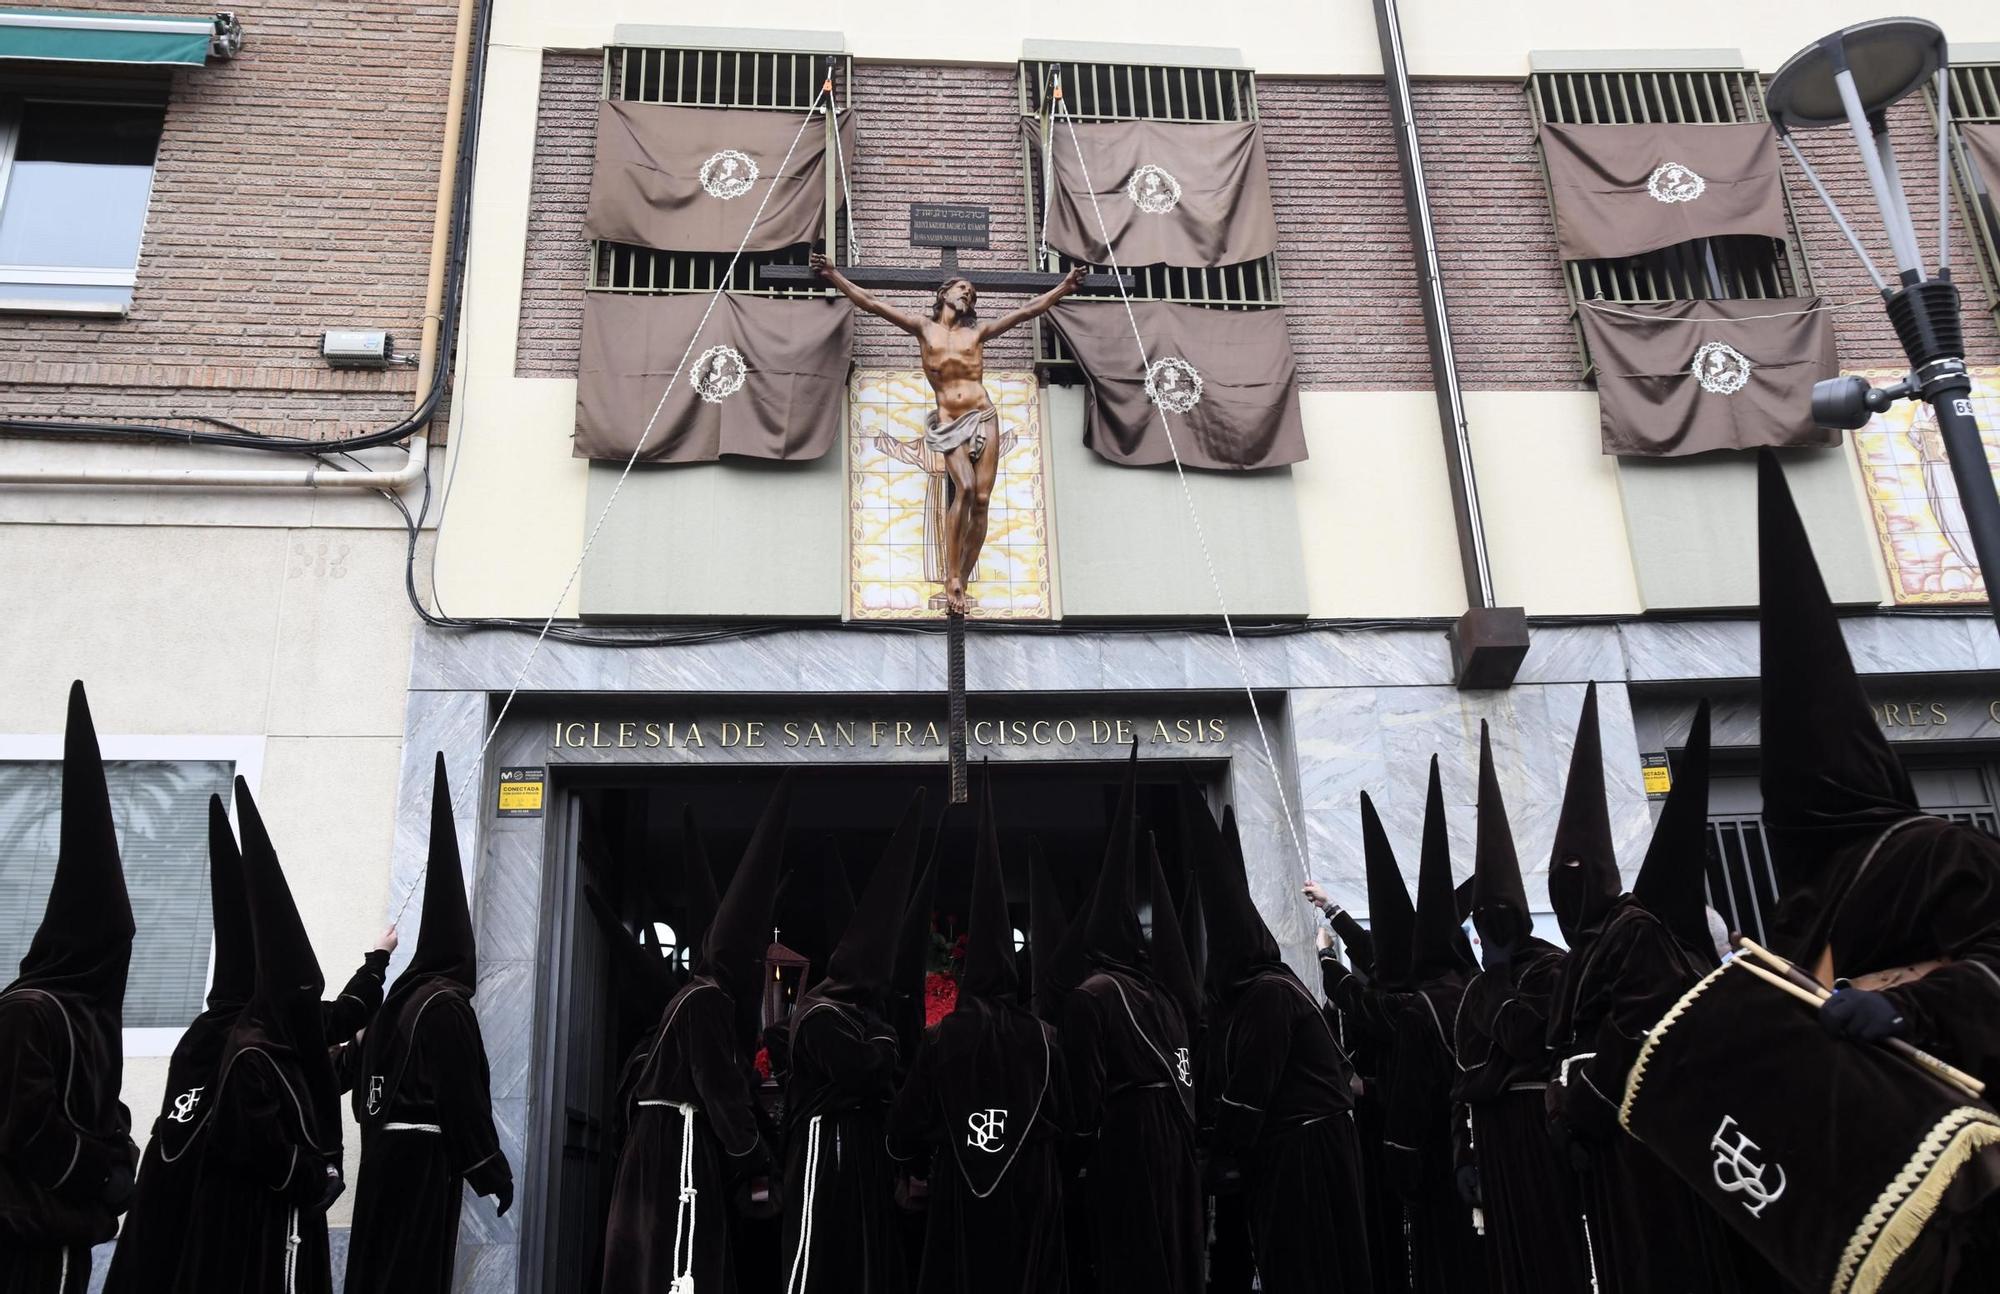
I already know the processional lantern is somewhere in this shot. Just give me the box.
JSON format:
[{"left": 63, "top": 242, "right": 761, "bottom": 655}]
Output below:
[
  {"left": 761, "top": 929, "right": 810, "bottom": 1032},
  {"left": 1766, "top": 19, "right": 2000, "bottom": 629}
]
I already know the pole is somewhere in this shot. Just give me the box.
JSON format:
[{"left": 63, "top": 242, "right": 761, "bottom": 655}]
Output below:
[
  {"left": 947, "top": 612, "right": 968, "bottom": 804},
  {"left": 1928, "top": 386, "right": 2000, "bottom": 631}
]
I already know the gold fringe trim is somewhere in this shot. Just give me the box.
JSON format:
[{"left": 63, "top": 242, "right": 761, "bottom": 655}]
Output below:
[
  {"left": 1836, "top": 1106, "right": 2000, "bottom": 1294},
  {"left": 1618, "top": 961, "right": 1731, "bottom": 1130}
]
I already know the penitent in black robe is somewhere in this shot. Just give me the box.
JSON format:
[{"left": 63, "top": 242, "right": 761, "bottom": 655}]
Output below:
[
  {"left": 602, "top": 978, "right": 769, "bottom": 1294},
  {"left": 888, "top": 998, "right": 1070, "bottom": 1294},
  {"left": 1211, "top": 971, "right": 1372, "bottom": 1294},
  {"left": 106, "top": 952, "right": 386, "bottom": 1294},
  {"left": 1324, "top": 965, "right": 1407, "bottom": 1294},
  {"left": 1449, "top": 948, "right": 1590, "bottom": 1294},
  {"left": 343, "top": 984, "right": 511, "bottom": 1293},
  {"left": 1060, "top": 967, "right": 1203, "bottom": 1294},
  {"left": 779, "top": 996, "right": 906, "bottom": 1294},
  {"left": 1546, "top": 899, "right": 1742, "bottom": 1294},
  {"left": 1379, "top": 978, "right": 1487, "bottom": 1294}
]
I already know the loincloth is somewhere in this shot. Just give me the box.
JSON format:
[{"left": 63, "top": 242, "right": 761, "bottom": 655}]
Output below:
[{"left": 924, "top": 406, "right": 998, "bottom": 462}]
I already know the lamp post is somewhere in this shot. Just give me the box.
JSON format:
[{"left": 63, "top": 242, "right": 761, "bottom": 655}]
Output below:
[{"left": 1768, "top": 19, "right": 2000, "bottom": 628}]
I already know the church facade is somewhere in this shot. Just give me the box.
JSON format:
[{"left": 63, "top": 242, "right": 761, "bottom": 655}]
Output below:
[{"left": 4, "top": 0, "right": 2000, "bottom": 1287}]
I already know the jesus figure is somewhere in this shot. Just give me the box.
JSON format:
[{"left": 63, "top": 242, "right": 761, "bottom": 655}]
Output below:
[{"left": 813, "top": 252, "right": 1087, "bottom": 614}]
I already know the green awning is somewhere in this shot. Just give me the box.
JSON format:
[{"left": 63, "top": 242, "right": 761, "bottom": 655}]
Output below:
[{"left": 0, "top": 8, "right": 239, "bottom": 66}]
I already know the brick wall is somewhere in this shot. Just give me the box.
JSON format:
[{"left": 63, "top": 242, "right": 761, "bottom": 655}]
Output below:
[
  {"left": 516, "top": 59, "right": 2000, "bottom": 393},
  {"left": 0, "top": 0, "right": 461, "bottom": 439}
]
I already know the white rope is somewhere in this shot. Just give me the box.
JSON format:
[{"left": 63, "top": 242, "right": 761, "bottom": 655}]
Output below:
[
  {"left": 1036, "top": 106, "right": 1055, "bottom": 265},
  {"left": 825, "top": 87, "right": 861, "bottom": 260},
  {"left": 1051, "top": 91, "right": 1316, "bottom": 887},
  {"left": 1578, "top": 296, "right": 1877, "bottom": 324},
  {"left": 391, "top": 87, "right": 831, "bottom": 925},
  {"left": 783, "top": 1114, "right": 823, "bottom": 1294},
  {"left": 669, "top": 1102, "right": 699, "bottom": 1294}
]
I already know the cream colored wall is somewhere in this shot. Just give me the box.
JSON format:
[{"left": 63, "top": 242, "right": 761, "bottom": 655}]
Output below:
[
  {"left": 493, "top": 0, "right": 2000, "bottom": 77},
  {"left": 0, "top": 519, "right": 415, "bottom": 1225}
]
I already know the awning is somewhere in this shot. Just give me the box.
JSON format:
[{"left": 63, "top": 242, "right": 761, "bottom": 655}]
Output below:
[{"left": 0, "top": 8, "right": 240, "bottom": 66}]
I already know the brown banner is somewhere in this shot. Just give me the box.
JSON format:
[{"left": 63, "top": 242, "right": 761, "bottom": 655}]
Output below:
[
  {"left": 1539, "top": 122, "right": 1791, "bottom": 261},
  {"left": 1048, "top": 300, "right": 1306, "bottom": 471},
  {"left": 584, "top": 102, "right": 854, "bottom": 254},
  {"left": 574, "top": 292, "right": 853, "bottom": 463},
  {"left": 1577, "top": 298, "right": 1839, "bottom": 457},
  {"left": 1032, "top": 118, "right": 1278, "bottom": 268},
  {"left": 1963, "top": 123, "right": 2000, "bottom": 198}
]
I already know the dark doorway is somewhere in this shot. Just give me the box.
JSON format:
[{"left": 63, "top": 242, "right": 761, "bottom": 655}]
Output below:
[{"left": 528, "top": 756, "right": 1227, "bottom": 1293}]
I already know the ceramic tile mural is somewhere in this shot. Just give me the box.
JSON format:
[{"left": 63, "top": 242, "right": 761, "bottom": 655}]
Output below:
[
  {"left": 848, "top": 370, "right": 1054, "bottom": 620},
  {"left": 1851, "top": 365, "right": 2000, "bottom": 605}
]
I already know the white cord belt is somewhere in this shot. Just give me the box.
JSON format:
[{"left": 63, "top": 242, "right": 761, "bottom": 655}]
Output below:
[
  {"left": 783, "top": 1114, "right": 824, "bottom": 1294},
  {"left": 381, "top": 1121, "right": 443, "bottom": 1134},
  {"left": 670, "top": 1103, "right": 699, "bottom": 1294}
]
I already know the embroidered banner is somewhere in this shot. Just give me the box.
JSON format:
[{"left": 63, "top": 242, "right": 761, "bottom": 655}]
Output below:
[
  {"left": 584, "top": 102, "right": 855, "bottom": 254},
  {"left": 1032, "top": 118, "right": 1279, "bottom": 269},
  {"left": 1048, "top": 300, "right": 1306, "bottom": 471},
  {"left": 574, "top": 292, "right": 853, "bottom": 463},
  {"left": 1577, "top": 298, "right": 1838, "bottom": 457},
  {"left": 1539, "top": 122, "right": 1791, "bottom": 261}
]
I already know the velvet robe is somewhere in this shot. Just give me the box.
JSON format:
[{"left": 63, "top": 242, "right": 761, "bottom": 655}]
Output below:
[{"left": 1379, "top": 977, "right": 1487, "bottom": 1294}]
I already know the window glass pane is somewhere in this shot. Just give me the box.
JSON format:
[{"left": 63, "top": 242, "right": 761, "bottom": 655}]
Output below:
[
  {"left": 0, "top": 759, "right": 232, "bottom": 1029},
  {"left": 0, "top": 102, "right": 164, "bottom": 271}
]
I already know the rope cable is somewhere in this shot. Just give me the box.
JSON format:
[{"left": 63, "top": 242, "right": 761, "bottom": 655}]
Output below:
[
  {"left": 1578, "top": 296, "right": 1878, "bottom": 323},
  {"left": 1050, "top": 87, "right": 1316, "bottom": 887}
]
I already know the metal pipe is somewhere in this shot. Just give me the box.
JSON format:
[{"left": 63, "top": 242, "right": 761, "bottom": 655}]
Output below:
[
  {"left": 1872, "top": 117, "right": 1927, "bottom": 278},
  {"left": 412, "top": 0, "right": 480, "bottom": 404},
  {"left": 0, "top": 437, "right": 427, "bottom": 489},
  {"left": 1936, "top": 66, "right": 1952, "bottom": 277},
  {"left": 1833, "top": 63, "right": 1924, "bottom": 277},
  {"left": 1780, "top": 133, "right": 1888, "bottom": 291}
]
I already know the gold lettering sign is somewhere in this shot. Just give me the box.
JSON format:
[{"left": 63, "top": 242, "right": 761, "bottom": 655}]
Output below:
[{"left": 551, "top": 715, "right": 1228, "bottom": 752}]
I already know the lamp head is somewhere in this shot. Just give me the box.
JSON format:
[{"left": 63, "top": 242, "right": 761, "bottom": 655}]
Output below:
[
  {"left": 1766, "top": 18, "right": 1945, "bottom": 132},
  {"left": 1810, "top": 373, "right": 1913, "bottom": 430}
]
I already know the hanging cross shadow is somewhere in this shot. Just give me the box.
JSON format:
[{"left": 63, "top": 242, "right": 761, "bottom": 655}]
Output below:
[{"left": 762, "top": 205, "right": 1130, "bottom": 805}]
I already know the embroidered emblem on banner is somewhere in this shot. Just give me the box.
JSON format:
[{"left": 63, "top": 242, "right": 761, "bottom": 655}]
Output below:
[
  {"left": 700, "top": 149, "right": 759, "bottom": 200},
  {"left": 1174, "top": 1047, "right": 1193, "bottom": 1087},
  {"left": 692, "top": 345, "right": 749, "bottom": 403},
  {"left": 366, "top": 1075, "right": 385, "bottom": 1117},
  {"left": 1647, "top": 160, "right": 1706, "bottom": 204},
  {"left": 1126, "top": 164, "right": 1183, "bottom": 214},
  {"left": 168, "top": 1087, "right": 204, "bottom": 1124},
  {"left": 966, "top": 1108, "right": 1009, "bottom": 1153},
  {"left": 1711, "top": 1116, "right": 1786, "bottom": 1217},
  {"left": 1145, "top": 357, "right": 1204, "bottom": 413},
  {"left": 1690, "top": 341, "right": 1752, "bottom": 395}
]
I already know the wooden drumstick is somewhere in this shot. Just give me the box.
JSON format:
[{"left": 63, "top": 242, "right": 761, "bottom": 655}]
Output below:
[{"left": 1732, "top": 939, "right": 1986, "bottom": 1100}]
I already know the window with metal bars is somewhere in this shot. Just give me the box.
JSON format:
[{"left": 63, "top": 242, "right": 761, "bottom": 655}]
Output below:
[
  {"left": 1018, "top": 57, "right": 1281, "bottom": 369},
  {"left": 1528, "top": 67, "right": 1816, "bottom": 376},
  {"left": 586, "top": 45, "right": 852, "bottom": 299},
  {"left": 1937, "top": 62, "right": 2000, "bottom": 330}
]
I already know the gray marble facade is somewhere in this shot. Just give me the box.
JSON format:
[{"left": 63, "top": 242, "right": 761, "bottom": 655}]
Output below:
[{"left": 393, "top": 611, "right": 1997, "bottom": 1293}]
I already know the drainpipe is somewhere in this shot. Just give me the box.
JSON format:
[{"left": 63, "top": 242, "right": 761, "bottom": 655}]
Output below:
[
  {"left": 0, "top": 0, "right": 479, "bottom": 492},
  {"left": 1371, "top": 0, "right": 1529, "bottom": 688}
]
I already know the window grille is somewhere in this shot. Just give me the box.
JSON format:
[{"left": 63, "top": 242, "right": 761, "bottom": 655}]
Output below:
[
  {"left": 586, "top": 45, "right": 852, "bottom": 299},
  {"left": 1937, "top": 63, "right": 2000, "bottom": 331},
  {"left": 1019, "top": 57, "right": 1281, "bottom": 369},
  {"left": 0, "top": 759, "right": 232, "bottom": 1029},
  {"left": 1528, "top": 68, "right": 1815, "bottom": 376}
]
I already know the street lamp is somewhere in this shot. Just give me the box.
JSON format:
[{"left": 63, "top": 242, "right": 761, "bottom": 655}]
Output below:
[{"left": 1767, "top": 19, "right": 2000, "bottom": 626}]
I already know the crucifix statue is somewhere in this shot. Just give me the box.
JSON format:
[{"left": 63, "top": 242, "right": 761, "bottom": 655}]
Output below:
[{"left": 809, "top": 252, "right": 1087, "bottom": 614}]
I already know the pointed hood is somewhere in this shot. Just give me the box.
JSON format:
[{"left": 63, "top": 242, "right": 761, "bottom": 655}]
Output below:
[
  {"left": 1635, "top": 701, "right": 1720, "bottom": 967},
  {"left": 11, "top": 682, "right": 134, "bottom": 1015},
  {"left": 1175, "top": 852, "right": 1208, "bottom": 997},
  {"left": 1145, "top": 833, "right": 1201, "bottom": 1027},
  {"left": 959, "top": 769, "right": 1017, "bottom": 1001},
  {"left": 816, "top": 788, "right": 927, "bottom": 1008},
  {"left": 1028, "top": 836, "right": 1077, "bottom": 1019},
  {"left": 1359, "top": 791, "right": 1415, "bottom": 988},
  {"left": 819, "top": 836, "right": 856, "bottom": 964},
  {"left": 1082, "top": 743, "right": 1146, "bottom": 973},
  {"left": 206, "top": 793, "right": 255, "bottom": 1011},
  {"left": 393, "top": 754, "right": 477, "bottom": 997},
  {"left": 1756, "top": 450, "right": 1918, "bottom": 916},
  {"left": 700, "top": 772, "right": 793, "bottom": 1001},
  {"left": 1411, "top": 756, "right": 1472, "bottom": 980},
  {"left": 1471, "top": 723, "right": 1533, "bottom": 970},
  {"left": 1190, "top": 783, "right": 1288, "bottom": 994},
  {"left": 1548, "top": 683, "right": 1623, "bottom": 947},
  {"left": 890, "top": 811, "right": 946, "bottom": 1056},
  {"left": 679, "top": 805, "right": 721, "bottom": 958}
]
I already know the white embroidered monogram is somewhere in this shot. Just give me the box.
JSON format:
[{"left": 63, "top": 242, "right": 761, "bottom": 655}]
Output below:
[
  {"left": 699, "top": 149, "right": 759, "bottom": 200},
  {"left": 366, "top": 1074, "right": 385, "bottom": 1116},
  {"left": 1647, "top": 160, "right": 1707, "bottom": 204},
  {"left": 1710, "top": 1115, "right": 1787, "bottom": 1217},
  {"left": 168, "top": 1086, "right": 203, "bottom": 1123},
  {"left": 1690, "top": 341, "right": 1753, "bottom": 395},
  {"left": 1145, "top": 357, "right": 1204, "bottom": 413},
  {"left": 692, "top": 345, "right": 749, "bottom": 403},
  {"left": 966, "top": 1108, "right": 1009, "bottom": 1153},
  {"left": 1174, "top": 1047, "right": 1193, "bottom": 1088},
  {"left": 1125, "top": 163, "right": 1183, "bottom": 214}
]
